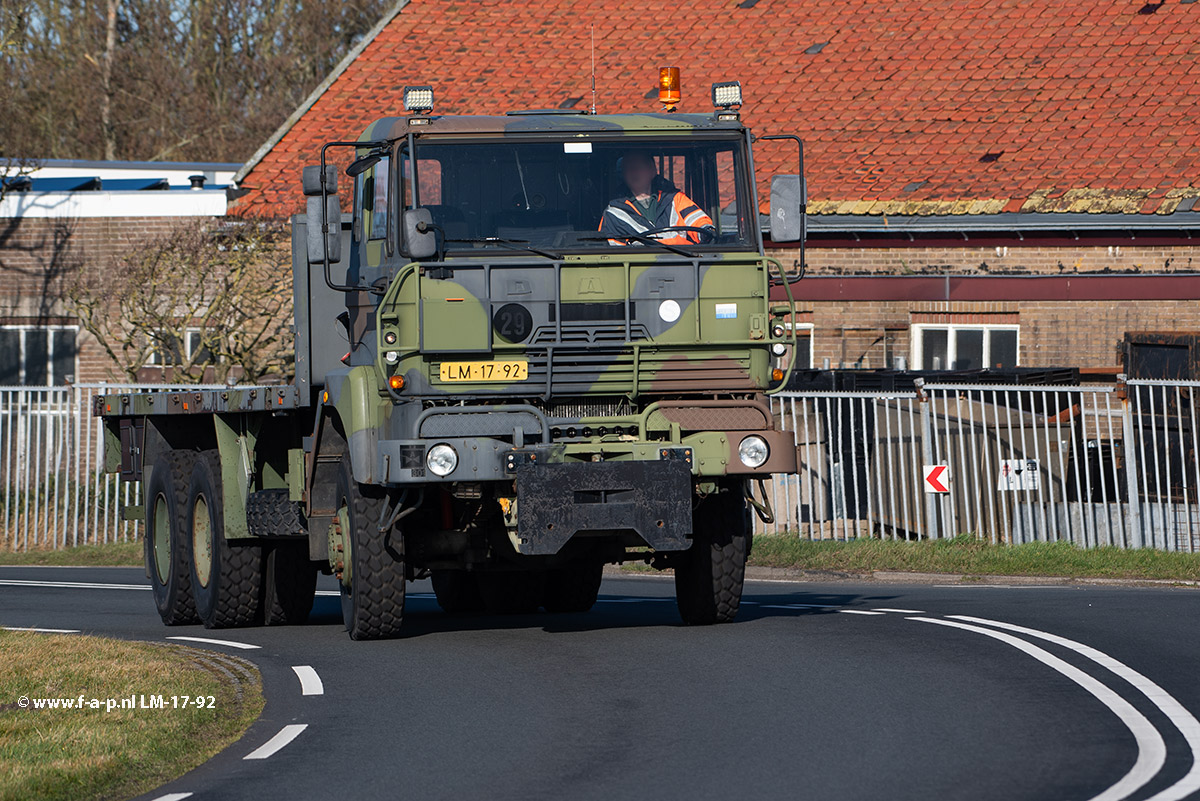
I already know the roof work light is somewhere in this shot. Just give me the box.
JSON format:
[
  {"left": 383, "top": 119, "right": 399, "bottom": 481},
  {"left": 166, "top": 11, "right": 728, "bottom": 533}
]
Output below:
[
  {"left": 403, "top": 85, "right": 435, "bottom": 113},
  {"left": 712, "top": 80, "right": 742, "bottom": 120},
  {"left": 711, "top": 81, "right": 742, "bottom": 109},
  {"left": 658, "top": 67, "right": 681, "bottom": 111}
]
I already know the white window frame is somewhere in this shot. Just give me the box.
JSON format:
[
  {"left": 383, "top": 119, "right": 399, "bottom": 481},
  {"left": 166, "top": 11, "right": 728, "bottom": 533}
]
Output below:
[
  {"left": 0, "top": 325, "right": 79, "bottom": 386},
  {"left": 910, "top": 323, "right": 1020, "bottom": 370},
  {"left": 146, "top": 327, "right": 206, "bottom": 367},
  {"left": 772, "top": 322, "right": 815, "bottom": 371}
]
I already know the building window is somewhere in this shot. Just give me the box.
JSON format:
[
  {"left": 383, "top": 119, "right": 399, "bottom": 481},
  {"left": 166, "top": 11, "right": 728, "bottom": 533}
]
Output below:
[
  {"left": 0, "top": 326, "right": 78, "bottom": 386},
  {"left": 146, "top": 328, "right": 209, "bottom": 367},
  {"left": 911, "top": 324, "right": 1018, "bottom": 370},
  {"left": 771, "top": 323, "right": 814, "bottom": 371}
]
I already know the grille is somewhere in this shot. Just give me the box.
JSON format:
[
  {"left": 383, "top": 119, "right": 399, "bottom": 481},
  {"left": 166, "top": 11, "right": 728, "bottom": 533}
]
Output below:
[
  {"left": 546, "top": 399, "right": 635, "bottom": 419},
  {"left": 529, "top": 323, "right": 649, "bottom": 345}
]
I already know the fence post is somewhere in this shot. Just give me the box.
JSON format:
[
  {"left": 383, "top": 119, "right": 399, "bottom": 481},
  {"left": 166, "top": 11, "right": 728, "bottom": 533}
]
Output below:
[
  {"left": 916, "top": 378, "right": 939, "bottom": 539},
  {"left": 1118, "top": 375, "right": 1143, "bottom": 549}
]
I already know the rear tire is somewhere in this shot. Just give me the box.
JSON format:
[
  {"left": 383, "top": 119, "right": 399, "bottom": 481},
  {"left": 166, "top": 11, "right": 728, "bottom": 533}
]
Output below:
[
  {"left": 145, "top": 451, "right": 198, "bottom": 625},
  {"left": 674, "top": 483, "right": 748, "bottom": 625},
  {"left": 264, "top": 541, "right": 318, "bottom": 625},
  {"left": 336, "top": 457, "right": 405, "bottom": 640},
  {"left": 188, "top": 450, "right": 263, "bottom": 628},
  {"left": 431, "top": 570, "right": 484, "bottom": 614},
  {"left": 477, "top": 571, "right": 545, "bottom": 614},
  {"left": 543, "top": 562, "right": 603, "bottom": 613}
]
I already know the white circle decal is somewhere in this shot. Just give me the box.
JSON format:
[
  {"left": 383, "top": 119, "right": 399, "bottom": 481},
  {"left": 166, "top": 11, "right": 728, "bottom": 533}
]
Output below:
[{"left": 659, "top": 299, "right": 681, "bottom": 323}]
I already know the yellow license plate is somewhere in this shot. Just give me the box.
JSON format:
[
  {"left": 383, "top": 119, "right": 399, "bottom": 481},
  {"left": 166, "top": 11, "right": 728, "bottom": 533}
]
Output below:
[{"left": 439, "top": 360, "right": 528, "bottom": 382}]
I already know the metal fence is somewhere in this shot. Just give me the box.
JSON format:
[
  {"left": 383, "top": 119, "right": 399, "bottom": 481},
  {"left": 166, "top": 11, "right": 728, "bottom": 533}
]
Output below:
[
  {"left": 761, "top": 379, "right": 1200, "bottom": 551},
  {"left": 3, "top": 378, "right": 1198, "bottom": 552},
  {"left": 0, "top": 383, "right": 226, "bottom": 551}
]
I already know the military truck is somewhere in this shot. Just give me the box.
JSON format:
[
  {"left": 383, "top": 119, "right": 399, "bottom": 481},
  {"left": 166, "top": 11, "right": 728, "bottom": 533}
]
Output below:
[{"left": 98, "top": 77, "right": 804, "bottom": 639}]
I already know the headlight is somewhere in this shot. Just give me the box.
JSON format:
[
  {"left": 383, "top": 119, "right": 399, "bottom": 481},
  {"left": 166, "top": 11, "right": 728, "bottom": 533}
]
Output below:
[
  {"left": 771, "top": 343, "right": 788, "bottom": 356},
  {"left": 738, "top": 436, "right": 769, "bottom": 469},
  {"left": 426, "top": 443, "right": 458, "bottom": 477}
]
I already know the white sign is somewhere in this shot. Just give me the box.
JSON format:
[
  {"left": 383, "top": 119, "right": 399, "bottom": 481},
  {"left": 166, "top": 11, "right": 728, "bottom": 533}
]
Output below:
[
  {"left": 715, "top": 302, "right": 738, "bottom": 319},
  {"left": 998, "top": 459, "right": 1039, "bottom": 491},
  {"left": 923, "top": 465, "right": 949, "bottom": 493}
]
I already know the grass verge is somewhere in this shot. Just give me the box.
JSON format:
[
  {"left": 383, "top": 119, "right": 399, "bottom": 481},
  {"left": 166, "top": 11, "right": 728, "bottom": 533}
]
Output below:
[
  {"left": 0, "top": 630, "right": 263, "bottom": 801},
  {"left": 746, "top": 534, "right": 1200, "bottom": 582},
  {"left": 0, "top": 541, "right": 142, "bottom": 567}
]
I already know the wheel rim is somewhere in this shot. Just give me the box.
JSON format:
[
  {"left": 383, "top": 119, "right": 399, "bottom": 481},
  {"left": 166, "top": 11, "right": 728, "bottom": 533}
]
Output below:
[
  {"left": 192, "top": 494, "right": 213, "bottom": 588},
  {"left": 152, "top": 493, "right": 170, "bottom": 585}
]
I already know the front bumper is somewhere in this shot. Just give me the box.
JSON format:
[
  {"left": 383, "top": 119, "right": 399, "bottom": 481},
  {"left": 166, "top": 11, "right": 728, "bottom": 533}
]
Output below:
[{"left": 508, "top": 452, "right": 693, "bottom": 555}]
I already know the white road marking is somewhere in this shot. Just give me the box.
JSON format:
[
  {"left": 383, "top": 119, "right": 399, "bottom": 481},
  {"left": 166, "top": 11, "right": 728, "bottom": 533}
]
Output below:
[
  {"left": 872, "top": 608, "right": 926, "bottom": 614},
  {"left": 838, "top": 610, "right": 886, "bottom": 616},
  {"left": 166, "top": 636, "right": 260, "bottom": 650},
  {"left": 2, "top": 626, "right": 81, "bottom": 634},
  {"left": 951, "top": 615, "right": 1200, "bottom": 801},
  {"left": 292, "top": 665, "right": 324, "bottom": 696},
  {"left": 911, "top": 616, "right": 1165, "bottom": 801},
  {"left": 0, "top": 578, "right": 149, "bottom": 591},
  {"left": 315, "top": 590, "right": 340, "bottom": 597},
  {"left": 150, "top": 793, "right": 194, "bottom": 801},
  {"left": 244, "top": 724, "right": 307, "bottom": 760}
]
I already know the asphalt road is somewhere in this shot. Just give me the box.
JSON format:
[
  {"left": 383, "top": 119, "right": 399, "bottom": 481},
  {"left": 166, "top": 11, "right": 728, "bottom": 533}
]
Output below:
[{"left": 4, "top": 566, "right": 1200, "bottom": 801}]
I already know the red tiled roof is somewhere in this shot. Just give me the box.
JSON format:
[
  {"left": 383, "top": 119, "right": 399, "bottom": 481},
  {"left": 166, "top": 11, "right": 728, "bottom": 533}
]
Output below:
[{"left": 234, "top": 0, "right": 1200, "bottom": 218}]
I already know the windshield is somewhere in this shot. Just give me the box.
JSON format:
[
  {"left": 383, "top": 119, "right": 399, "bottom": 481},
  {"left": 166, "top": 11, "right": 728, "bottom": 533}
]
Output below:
[{"left": 399, "top": 137, "right": 755, "bottom": 254}]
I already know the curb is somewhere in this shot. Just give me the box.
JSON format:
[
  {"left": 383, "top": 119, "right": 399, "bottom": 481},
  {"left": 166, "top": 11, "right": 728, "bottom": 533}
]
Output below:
[{"left": 604, "top": 564, "right": 1200, "bottom": 589}]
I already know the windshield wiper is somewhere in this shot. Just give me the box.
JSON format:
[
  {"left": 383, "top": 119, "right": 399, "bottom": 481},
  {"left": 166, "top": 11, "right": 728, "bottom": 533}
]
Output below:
[
  {"left": 580, "top": 234, "right": 696, "bottom": 258},
  {"left": 445, "top": 237, "right": 559, "bottom": 260}
]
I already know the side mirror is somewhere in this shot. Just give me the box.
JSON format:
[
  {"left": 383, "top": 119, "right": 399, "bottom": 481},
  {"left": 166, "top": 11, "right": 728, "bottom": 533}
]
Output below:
[
  {"left": 346, "top": 152, "right": 382, "bottom": 178},
  {"left": 306, "top": 194, "right": 342, "bottom": 264},
  {"left": 301, "top": 164, "right": 337, "bottom": 197},
  {"left": 769, "top": 175, "right": 805, "bottom": 243},
  {"left": 402, "top": 208, "right": 437, "bottom": 260}
]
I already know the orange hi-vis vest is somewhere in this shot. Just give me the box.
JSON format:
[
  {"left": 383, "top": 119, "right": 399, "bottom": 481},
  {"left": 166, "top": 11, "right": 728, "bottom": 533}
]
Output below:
[{"left": 599, "top": 187, "right": 715, "bottom": 245}]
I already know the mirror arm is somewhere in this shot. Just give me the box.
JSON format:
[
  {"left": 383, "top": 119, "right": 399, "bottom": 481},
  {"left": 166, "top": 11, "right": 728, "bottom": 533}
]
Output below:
[
  {"left": 317, "top": 140, "right": 388, "bottom": 293},
  {"left": 761, "top": 134, "right": 807, "bottom": 282}
]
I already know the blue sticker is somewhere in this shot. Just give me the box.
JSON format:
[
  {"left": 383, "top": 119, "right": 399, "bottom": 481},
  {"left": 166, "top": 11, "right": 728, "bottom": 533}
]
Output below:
[{"left": 715, "top": 303, "right": 737, "bottom": 319}]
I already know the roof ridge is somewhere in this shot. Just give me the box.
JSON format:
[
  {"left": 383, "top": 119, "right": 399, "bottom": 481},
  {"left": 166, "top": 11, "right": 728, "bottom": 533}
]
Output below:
[{"left": 232, "top": 0, "right": 411, "bottom": 187}]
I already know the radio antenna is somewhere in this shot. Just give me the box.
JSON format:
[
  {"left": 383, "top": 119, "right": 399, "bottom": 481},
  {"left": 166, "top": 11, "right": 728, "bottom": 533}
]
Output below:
[{"left": 590, "top": 25, "right": 597, "bottom": 114}]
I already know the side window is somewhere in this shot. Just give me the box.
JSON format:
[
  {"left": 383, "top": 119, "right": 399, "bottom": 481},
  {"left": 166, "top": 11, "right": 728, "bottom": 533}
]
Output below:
[
  {"left": 715, "top": 149, "right": 739, "bottom": 237},
  {"left": 368, "top": 157, "right": 390, "bottom": 240}
]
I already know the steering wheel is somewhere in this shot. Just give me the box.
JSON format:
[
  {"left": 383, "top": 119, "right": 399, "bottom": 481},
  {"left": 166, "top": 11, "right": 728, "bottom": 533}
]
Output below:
[{"left": 641, "top": 225, "right": 716, "bottom": 245}]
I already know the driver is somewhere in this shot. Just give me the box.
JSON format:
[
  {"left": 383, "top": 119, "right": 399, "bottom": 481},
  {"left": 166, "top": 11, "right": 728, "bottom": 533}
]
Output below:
[{"left": 598, "top": 151, "right": 715, "bottom": 245}]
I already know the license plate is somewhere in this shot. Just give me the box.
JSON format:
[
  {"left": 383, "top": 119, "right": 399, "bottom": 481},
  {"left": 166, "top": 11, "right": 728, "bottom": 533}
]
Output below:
[{"left": 438, "top": 360, "right": 528, "bottom": 382}]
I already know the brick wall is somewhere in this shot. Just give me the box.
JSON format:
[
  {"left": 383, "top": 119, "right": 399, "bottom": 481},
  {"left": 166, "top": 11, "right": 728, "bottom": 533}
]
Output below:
[
  {"left": 0, "top": 216, "right": 205, "bottom": 384},
  {"left": 771, "top": 241, "right": 1200, "bottom": 371}
]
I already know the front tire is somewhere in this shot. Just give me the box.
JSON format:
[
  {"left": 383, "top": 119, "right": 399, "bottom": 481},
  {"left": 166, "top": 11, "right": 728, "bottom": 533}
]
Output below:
[
  {"left": 674, "top": 483, "right": 749, "bottom": 625},
  {"left": 431, "top": 570, "right": 484, "bottom": 614},
  {"left": 543, "top": 562, "right": 603, "bottom": 613},
  {"left": 264, "top": 541, "right": 318, "bottom": 625},
  {"left": 145, "top": 451, "right": 198, "bottom": 625},
  {"left": 477, "top": 571, "right": 544, "bottom": 614},
  {"left": 188, "top": 450, "right": 263, "bottom": 628},
  {"left": 336, "top": 457, "right": 405, "bottom": 640}
]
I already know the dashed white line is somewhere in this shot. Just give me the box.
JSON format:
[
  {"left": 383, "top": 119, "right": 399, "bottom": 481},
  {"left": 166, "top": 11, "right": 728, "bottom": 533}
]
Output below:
[
  {"left": 872, "top": 608, "right": 926, "bottom": 614},
  {"left": 0, "top": 578, "right": 149, "bottom": 591},
  {"left": 150, "top": 793, "right": 194, "bottom": 801},
  {"left": 244, "top": 724, "right": 307, "bottom": 760},
  {"left": 838, "top": 610, "right": 886, "bottom": 616},
  {"left": 292, "top": 665, "right": 324, "bottom": 696},
  {"left": 911, "top": 616, "right": 1166, "bottom": 801},
  {"left": 2, "top": 626, "right": 81, "bottom": 634},
  {"left": 951, "top": 615, "right": 1200, "bottom": 801},
  {"left": 166, "top": 636, "right": 261, "bottom": 650}
]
